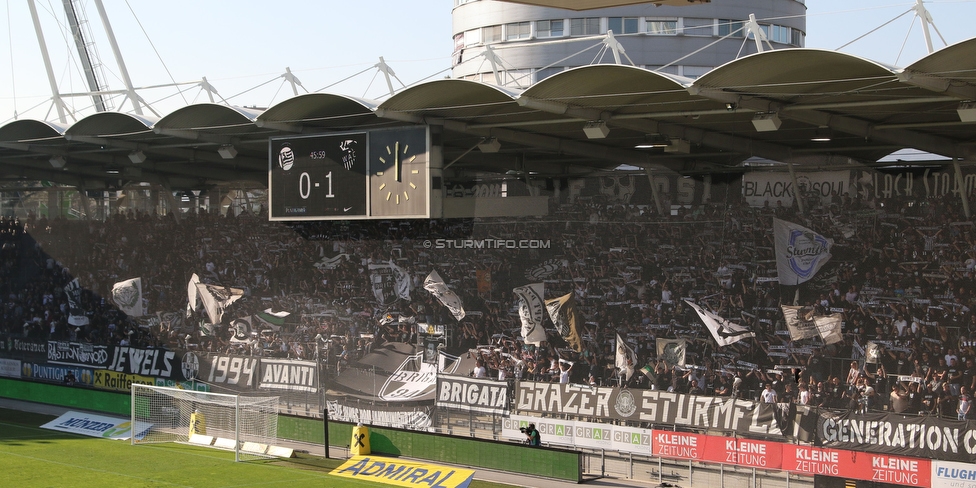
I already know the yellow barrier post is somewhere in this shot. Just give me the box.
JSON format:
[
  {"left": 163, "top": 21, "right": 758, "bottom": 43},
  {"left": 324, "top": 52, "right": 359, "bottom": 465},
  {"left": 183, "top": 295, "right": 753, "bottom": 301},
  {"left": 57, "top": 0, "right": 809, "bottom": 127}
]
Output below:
[{"left": 350, "top": 422, "right": 370, "bottom": 455}]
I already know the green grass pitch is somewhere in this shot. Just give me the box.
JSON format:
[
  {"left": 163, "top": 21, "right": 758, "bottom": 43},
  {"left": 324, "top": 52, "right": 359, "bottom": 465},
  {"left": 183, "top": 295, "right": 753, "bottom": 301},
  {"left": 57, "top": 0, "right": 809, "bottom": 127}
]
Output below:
[{"left": 0, "top": 408, "right": 512, "bottom": 488}]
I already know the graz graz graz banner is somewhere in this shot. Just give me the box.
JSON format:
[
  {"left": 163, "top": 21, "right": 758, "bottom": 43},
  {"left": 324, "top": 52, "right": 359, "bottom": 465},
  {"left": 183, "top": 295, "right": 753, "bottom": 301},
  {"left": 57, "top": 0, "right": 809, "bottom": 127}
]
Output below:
[
  {"left": 818, "top": 410, "right": 976, "bottom": 463},
  {"left": 435, "top": 375, "right": 509, "bottom": 415},
  {"left": 515, "top": 381, "right": 783, "bottom": 437}
]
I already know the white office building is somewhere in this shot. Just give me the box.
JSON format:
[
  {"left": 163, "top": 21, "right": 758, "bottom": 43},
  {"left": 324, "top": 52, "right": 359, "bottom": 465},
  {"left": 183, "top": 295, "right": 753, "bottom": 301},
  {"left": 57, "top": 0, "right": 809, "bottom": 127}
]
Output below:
[{"left": 451, "top": 0, "right": 807, "bottom": 86}]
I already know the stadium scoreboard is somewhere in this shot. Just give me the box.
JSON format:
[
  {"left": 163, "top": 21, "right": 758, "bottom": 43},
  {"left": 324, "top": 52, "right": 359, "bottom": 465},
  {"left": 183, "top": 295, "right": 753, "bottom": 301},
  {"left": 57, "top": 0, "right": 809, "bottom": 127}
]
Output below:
[{"left": 269, "top": 126, "right": 430, "bottom": 220}]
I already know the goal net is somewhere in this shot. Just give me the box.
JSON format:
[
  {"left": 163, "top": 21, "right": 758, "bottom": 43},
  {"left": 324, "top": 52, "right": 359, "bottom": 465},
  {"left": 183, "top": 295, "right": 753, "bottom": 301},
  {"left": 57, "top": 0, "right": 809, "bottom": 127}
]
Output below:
[{"left": 131, "top": 384, "right": 279, "bottom": 461}]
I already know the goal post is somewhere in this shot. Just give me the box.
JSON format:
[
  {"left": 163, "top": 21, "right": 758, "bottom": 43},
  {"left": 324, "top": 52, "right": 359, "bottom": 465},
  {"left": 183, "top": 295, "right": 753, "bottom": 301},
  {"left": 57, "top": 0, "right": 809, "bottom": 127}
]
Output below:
[{"left": 131, "top": 384, "right": 279, "bottom": 461}]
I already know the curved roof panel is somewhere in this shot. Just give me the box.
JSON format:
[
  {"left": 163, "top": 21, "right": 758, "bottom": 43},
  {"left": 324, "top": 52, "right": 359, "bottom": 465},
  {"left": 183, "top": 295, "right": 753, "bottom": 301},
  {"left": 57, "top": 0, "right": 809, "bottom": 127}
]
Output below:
[
  {"left": 0, "top": 119, "right": 69, "bottom": 142},
  {"left": 258, "top": 93, "right": 380, "bottom": 131},
  {"left": 64, "top": 112, "right": 156, "bottom": 138},
  {"left": 155, "top": 103, "right": 264, "bottom": 131},
  {"left": 379, "top": 79, "right": 523, "bottom": 119}
]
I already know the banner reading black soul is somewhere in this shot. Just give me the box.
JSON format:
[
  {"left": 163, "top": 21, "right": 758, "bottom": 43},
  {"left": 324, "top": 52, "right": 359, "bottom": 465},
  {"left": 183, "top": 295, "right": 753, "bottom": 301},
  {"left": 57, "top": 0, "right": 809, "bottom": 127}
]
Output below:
[
  {"left": 435, "top": 375, "right": 510, "bottom": 415},
  {"left": 818, "top": 410, "right": 976, "bottom": 463},
  {"left": 516, "top": 381, "right": 784, "bottom": 438}
]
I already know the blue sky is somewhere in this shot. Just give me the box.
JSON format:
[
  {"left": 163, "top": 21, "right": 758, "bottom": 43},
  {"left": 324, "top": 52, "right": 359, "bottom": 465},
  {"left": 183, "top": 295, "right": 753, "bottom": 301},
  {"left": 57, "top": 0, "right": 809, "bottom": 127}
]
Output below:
[{"left": 1, "top": 0, "right": 974, "bottom": 124}]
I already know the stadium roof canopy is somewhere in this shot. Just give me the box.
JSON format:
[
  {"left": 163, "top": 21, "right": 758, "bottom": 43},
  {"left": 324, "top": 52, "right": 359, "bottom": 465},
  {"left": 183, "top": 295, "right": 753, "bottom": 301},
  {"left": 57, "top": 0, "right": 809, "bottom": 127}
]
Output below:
[{"left": 1, "top": 39, "right": 975, "bottom": 191}]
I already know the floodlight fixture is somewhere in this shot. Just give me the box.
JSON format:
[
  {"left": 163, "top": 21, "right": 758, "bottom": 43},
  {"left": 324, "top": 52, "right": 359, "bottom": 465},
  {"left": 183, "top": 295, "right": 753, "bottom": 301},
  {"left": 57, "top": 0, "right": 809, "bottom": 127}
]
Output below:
[
  {"left": 583, "top": 120, "right": 610, "bottom": 139},
  {"left": 752, "top": 113, "right": 782, "bottom": 132}
]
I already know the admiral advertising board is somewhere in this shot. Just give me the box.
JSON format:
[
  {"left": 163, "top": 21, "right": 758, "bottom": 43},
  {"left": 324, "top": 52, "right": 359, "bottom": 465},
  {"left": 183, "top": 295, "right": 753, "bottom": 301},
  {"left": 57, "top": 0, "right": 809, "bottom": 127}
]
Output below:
[
  {"left": 258, "top": 358, "right": 317, "bottom": 393},
  {"left": 515, "top": 381, "right": 783, "bottom": 437},
  {"left": 435, "top": 375, "right": 509, "bottom": 415}
]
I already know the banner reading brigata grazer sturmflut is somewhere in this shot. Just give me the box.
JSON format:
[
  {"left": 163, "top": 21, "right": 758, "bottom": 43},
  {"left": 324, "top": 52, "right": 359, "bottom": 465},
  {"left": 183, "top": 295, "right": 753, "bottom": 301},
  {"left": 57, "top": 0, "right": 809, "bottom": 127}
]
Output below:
[
  {"left": 515, "top": 381, "right": 783, "bottom": 437},
  {"left": 436, "top": 375, "right": 509, "bottom": 415}
]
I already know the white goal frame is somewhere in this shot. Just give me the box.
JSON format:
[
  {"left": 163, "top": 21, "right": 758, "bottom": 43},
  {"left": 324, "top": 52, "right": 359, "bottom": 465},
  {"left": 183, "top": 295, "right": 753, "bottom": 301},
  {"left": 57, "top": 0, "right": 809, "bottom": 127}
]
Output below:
[{"left": 131, "top": 384, "right": 279, "bottom": 462}]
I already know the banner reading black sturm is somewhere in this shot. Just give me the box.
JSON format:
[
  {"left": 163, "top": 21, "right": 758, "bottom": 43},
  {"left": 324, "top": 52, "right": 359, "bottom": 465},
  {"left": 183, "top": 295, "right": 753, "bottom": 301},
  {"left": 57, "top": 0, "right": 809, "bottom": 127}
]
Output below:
[
  {"left": 516, "top": 381, "right": 784, "bottom": 437},
  {"left": 818, "top": 410, "right": 976, "bottom": 463}
]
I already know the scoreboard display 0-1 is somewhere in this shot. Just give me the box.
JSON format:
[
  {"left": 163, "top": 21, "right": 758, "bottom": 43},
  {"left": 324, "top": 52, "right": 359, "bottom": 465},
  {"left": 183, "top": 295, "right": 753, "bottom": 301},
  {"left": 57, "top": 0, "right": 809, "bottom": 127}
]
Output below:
[{"left": 269, "top": 127, "right": 429, "bottom": 220}]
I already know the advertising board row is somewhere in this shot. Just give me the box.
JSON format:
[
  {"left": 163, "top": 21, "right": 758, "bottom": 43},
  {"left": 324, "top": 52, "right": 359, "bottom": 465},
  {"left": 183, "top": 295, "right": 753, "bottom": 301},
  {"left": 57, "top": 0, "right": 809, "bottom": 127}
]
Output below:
[{"left": 504, "top": 414, "right": 935, "bottom": 487}]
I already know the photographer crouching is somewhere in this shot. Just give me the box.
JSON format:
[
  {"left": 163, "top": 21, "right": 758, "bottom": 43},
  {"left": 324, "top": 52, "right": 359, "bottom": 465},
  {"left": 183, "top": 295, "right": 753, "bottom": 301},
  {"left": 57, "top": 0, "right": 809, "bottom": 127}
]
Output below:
[{"left": 520, "top": 423, "right": 541, "bottom": 447}]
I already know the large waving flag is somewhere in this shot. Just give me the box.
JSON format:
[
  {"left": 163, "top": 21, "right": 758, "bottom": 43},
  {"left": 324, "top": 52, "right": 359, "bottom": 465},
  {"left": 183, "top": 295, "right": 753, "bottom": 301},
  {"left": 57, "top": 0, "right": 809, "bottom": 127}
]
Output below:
[
  {"left": 685, "top": 300, "right": 754, "bottom": 347},
  {"left": 781, "top": 305, "right": 843, "bottom": 345},
  {"left": 187, "top": 273, "right": 201, "bottom": 314},
  {"left": 515, "top": 283, "right": 547, "bottom": 346},
  {"left": 195, "top": 283, "right": 245, "bottom": 324},
  {"left": 773, "top": 218, "right": 833, "bottom": 286},
  {"left": 111, "top": 278, "right": 143, "bottom": 317},
  {"left": 545, "top": 292, "right": 583, "bottom": 352},
  {"left": 389, "top": 260, "right": 411, "bottom": 301},
  {"left": 423, "top": 271, "right": 466, "bottom": 321},
  {"left": 615, "top": 333, "right": 638, "bottom": 381}
]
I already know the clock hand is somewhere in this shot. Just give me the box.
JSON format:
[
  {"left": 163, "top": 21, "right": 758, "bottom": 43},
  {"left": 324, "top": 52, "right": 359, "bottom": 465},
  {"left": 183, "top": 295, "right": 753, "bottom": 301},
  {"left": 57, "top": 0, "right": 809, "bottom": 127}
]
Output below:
[{"left": 395, "top": 141, "right": 401, "bottom": 183}]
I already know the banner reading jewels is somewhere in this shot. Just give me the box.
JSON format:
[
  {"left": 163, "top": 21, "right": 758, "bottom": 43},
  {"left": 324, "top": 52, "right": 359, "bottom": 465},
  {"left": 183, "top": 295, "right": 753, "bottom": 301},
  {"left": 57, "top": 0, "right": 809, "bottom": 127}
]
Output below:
[
  {"left": 818, "top": 410, "right": 976, "bottom": 463},
  {"left": 435, "top": 375, "right": 510, "bottom": 415},
  {"left": 515, "top": 381, "right": 784, "bottom": 437}
]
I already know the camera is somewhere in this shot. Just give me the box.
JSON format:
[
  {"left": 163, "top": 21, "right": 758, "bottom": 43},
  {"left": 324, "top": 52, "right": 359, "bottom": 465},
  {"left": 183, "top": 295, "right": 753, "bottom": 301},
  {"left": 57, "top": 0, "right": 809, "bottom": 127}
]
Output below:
[{"left": 519, "top": 427, "right": 528, "bottom": 433}]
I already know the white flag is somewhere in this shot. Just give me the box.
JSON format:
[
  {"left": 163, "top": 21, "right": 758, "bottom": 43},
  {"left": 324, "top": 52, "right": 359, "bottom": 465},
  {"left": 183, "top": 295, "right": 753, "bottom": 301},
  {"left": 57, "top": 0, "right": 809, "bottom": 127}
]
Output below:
[
  {"left": 615, "top": 333, "right": 638, "bottom": 381},
  {"left": 514, "top": 283, "right": 546, "bottom": 346},
  {"left": 187, "top": 273, "right": 200, "bottom": 313},
  {"left": 782, "top": 305, "right": 843, "bottom": 345},
  {"left": 815, "top": 314, "right": 843, "bottom": 345},
  {"left": 781, "top": 305, "right": 820, "bottom": 341},
  {"left": 423, "top": 271, "right": 466, "bottom": 321},
  {"left": 111, "top": 278, "right": 143, "bottom": 317},
  {"left": 685, "top": 300, "right": 755, "bottom": 347},
  {"left": 389, "top": 259, "right": 411, "bottom": 301},
  {"left": 773, "top": 218, "right": 833, "bottom": 286},
  {"left": 195, "top": 283, "right": 244, "bottom": 325}
]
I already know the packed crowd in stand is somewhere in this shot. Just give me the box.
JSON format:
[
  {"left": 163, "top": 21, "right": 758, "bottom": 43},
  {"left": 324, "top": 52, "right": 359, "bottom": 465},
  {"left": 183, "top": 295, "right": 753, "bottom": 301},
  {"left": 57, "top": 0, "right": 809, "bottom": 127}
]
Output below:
[{"left": 4, "top": 178, "right": 976, "bottom": 420}]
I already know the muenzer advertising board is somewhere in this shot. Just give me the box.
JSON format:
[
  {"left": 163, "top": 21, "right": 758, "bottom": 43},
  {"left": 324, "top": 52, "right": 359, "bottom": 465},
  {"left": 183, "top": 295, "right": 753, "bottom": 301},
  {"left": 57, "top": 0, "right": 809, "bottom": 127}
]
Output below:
[
  {"left": 435, "top": 375, "right": 510, "bottom": 415},
  {"left": 515, "top": 381, "right": 783, "bottom": 437}
]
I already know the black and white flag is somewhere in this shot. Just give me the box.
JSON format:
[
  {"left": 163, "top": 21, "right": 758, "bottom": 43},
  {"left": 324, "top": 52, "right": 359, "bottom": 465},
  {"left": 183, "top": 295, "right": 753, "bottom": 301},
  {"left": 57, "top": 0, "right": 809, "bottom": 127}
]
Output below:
[
  {"left": 195, "top": 283, "right": 244, "bottom": 325},
  {"left": 656, "top": 338, "right": 686, "bottom": 367},
  {"left": 63, "top": 278, "right": 89, "bottom": 326},
  {"left": 514, "top": 283, "right": 546, "bottom": 346},
  {"left": 685, "top": 300, "right": 755, "bottom": 347},
  {"left": 773, "top": 218, "right": 833, "bottom": 286},
  {"left": 389, "top": 259, "right": 411, "bottom": 301},
  {"left": 111, "top": 277, "right": 143, "bottom": 317},
  {"left": 423, "top": 271, "right": 465, "bottom": 321},
  {"left": 545, "top": 292, "right": 583, "bottom": 352},
  {"left": 615, "top": 333, "right": 638, "bottom": 381}
]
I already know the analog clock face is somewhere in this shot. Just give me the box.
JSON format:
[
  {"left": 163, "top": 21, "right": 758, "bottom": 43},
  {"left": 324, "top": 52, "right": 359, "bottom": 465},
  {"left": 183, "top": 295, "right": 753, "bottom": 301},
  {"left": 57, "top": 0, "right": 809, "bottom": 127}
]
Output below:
[{"left": 369, "top": 127, "right": 428, "bottom": 217}]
